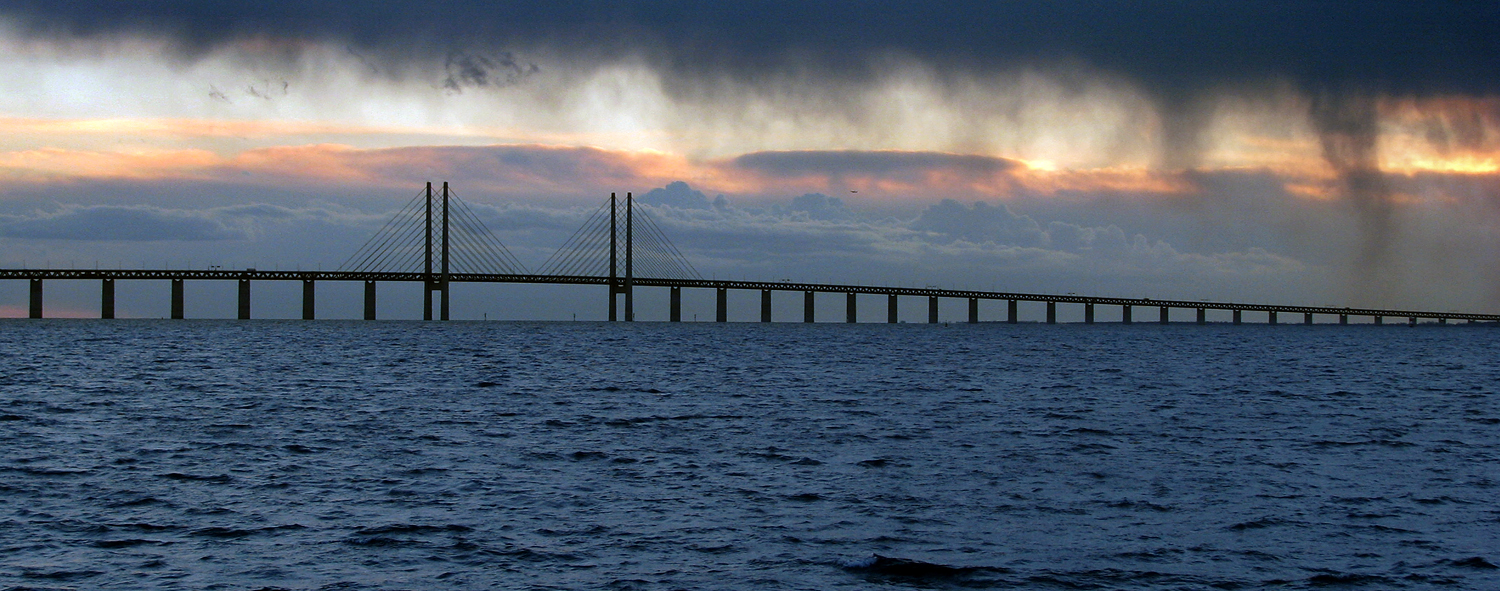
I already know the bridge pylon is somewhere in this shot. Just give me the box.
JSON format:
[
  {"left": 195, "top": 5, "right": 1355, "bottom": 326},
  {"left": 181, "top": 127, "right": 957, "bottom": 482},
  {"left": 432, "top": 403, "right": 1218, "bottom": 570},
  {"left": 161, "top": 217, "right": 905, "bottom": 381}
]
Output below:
[
  {"left": 340, "top": 181, "right": 526, "bottom": 320},
  {"left": 538, "top": 191, "right": 700, "bottom": 320}
]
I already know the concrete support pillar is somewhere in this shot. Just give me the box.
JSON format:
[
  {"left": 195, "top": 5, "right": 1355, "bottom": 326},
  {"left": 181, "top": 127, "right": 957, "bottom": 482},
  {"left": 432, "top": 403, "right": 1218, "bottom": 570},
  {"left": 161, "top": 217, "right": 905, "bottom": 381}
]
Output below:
[
  {"left": 928, "top": 296, "right": 939, "bottom": 324},
  {"left": 716, "top": 288, "right": 727, "bottom": 322},
  {"left": 1233, "top": 310, "right": 1242, "bottom": 325},
  {"left": 607, "top": 287, "right": 616, "bottom": 322},
  {"left": 1006, "top": 299, "right": 1017, "bottom": 324},
  {"left": 804, "top": 291, "right": 815, "bottom": 323},
  {"left": 887, "top": 294, "right": 898, "bottom": 324},
  {"left": 1084, "top": 303, "right": 1095, "bottom": 324},
  {"left": 364, "top": 281, "right": 377, "bottom": 320},
  {"left": 846, "top": 292, "right": 857, "bottom": 323},
  {"left": 440, "top": 283, "right": 449, "bottom": 322},
  {"left": 28, "top": 279, "right": 41, "bottom": 319},
  {"left": 670, "top": 287, "right": 682, "bottom": 322},
  {"left": 761, "top": 289, "right": 772, "bottom": 323},
  {"left": 1374, "top": 315, "right": 1382, "bottom": 325},
  {"left": 1438, "top": 317, "right": 1447, "bottom": 325},
  {"left": 171, "top": 279, "right": 184, "bottom": 319},
  {"left": 302, "top": 280, "right": 315, "bottom": 320},
  {"left": 100, "top": 278, "right": 115, "bottom": 319},
  {"left": 1304, "top": 312, "right": 1313, "bottom": 325},
  {"left": 1408, "top": 316, "right": 1417, "bottom": 326},
  {"left": 974, "top": 298, "right": 984, "bottom": 324},
  {"left": 1046, "top": 301, "right": 1056, "bottom": 324},
  {"left": 425, "top": 284, "right": 434, "bottom": 321},
  {"left": 1159, "top": 306, "right": 1169, "bottom": 324},
  {"left": 1122, "top": 305, "right": 1132, "bottom": 325},
  {"left": 1339, "top": 314, "right": 1348, "bottom": 325},
  {"left": 1268, "top": 311, "right": 1277, "bottom": 325},
  {"left": 1196, "top": 308, "right": 1206, "bottom": 324},
  {"left": 238, "top": 279, "right": 251, "bottom": 320}
]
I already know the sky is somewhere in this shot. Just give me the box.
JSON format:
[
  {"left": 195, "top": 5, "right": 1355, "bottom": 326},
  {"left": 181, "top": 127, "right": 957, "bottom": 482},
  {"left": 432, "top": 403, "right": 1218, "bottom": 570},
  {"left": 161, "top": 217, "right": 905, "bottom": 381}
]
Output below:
[{"left": 0, "top": 1, "right": 1497, "bottom": 320}]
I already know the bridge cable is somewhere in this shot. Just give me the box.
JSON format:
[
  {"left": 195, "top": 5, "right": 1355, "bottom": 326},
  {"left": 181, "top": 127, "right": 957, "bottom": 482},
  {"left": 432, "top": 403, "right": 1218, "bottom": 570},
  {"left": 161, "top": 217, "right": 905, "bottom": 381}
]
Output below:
[
  {"left": 339, "top": 188, "right": 427, "bottom": 273},
  {"left": 536, "top": 203, "right": 609, "bottom": 276}
]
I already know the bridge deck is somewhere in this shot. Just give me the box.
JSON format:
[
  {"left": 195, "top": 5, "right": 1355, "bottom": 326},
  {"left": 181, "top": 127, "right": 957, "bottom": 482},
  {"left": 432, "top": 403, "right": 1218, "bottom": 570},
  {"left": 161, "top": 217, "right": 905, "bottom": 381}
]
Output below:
[{"left": 3, "top": 269, "right": 1496, "bottom": 322}]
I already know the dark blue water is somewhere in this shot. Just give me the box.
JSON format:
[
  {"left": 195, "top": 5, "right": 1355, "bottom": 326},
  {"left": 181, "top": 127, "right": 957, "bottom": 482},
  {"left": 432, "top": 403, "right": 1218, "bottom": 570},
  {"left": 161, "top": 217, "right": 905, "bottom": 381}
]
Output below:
[{"left": 1, "top": 320, "right": 1497, "bottom": 590}]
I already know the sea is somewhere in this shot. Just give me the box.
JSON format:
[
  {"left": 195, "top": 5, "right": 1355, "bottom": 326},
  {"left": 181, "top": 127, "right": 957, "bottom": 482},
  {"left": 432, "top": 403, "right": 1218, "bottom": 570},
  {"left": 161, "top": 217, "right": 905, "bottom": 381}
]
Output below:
[{"left": 1, "top": 320, "right": 1496, "bottom": 590}]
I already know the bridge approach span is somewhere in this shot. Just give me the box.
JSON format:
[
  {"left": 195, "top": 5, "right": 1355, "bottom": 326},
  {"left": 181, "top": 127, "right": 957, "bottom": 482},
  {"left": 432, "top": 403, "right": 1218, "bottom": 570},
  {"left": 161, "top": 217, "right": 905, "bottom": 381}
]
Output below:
[{"left": 4, "top": 269, "right": 1498, "bottom": 324}]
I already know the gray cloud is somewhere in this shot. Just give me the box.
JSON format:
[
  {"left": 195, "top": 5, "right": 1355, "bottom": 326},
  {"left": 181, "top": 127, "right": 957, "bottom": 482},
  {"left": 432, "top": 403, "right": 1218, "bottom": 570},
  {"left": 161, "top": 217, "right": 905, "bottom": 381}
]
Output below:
[
  {"left": 442, "top": 51, "right": 539, "bottom": 93},
  {"left": 735, "top": 151, "right": 1018, "bottom": 179},
  {"left": 635, "top": 181, "right": 720, "bottom": 210},
  {"left": 779, "top": 193, "right": 853, "bottom": 222},
  {"left": 0, "top": 205, "right": 248, "bottom": 241}
]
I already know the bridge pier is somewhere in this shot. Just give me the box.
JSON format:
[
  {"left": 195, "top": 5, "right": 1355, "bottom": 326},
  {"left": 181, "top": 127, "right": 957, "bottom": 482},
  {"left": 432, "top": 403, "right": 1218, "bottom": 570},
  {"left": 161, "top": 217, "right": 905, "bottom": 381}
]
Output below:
[
  {"left": 1339, "top": 314, "right": 1348, "bottom": 325},
  {"left": 761, "top": 289, "right": 772, "bottom": 322},
  {"left": 670, "top": 287, "right": 682, "bottom": 322},
  {"left": 1084, "top": 303, "right": 1094, "bottom": 324},
  {"left": 928, "top": 296, "right": 938, "bottom": 324},
  {"left": 1304, "top": 312, "right": 1313, "bottom": 325},
  {"left": 1438, "top": 317, "right": 1447, "bottom": 325},
  {"left": 973, "top": 298, "right": 983, "bottom": 324},
  {"left": 171, "top": 279, "right": 184, "bottom": 319},
  {"left": 301, "top": 280, "right": 316, "bottom": 321},
  {"left": 364, "top": 281, "right": 376, "bottom": 320},
  {"left": 606, "top": 286, "right": 615, "bottom": 322},
  {"left": 1046, "top": 301, "right": 1056, "bottom": 324},
  {"left": 1374, "top": 315, "right": 1382, "bottom": 325},
  {"left": 1233, "top": 310, "right": 1241, "bottom": 325},
  {"left": 888, "top": 294, "right": 898, "bottom": 323},
  {"left": 1196, "top": 308, "right": 1206, "bottom": 324},
  {"left": 100, "top": 279, "right": 115, "bottom": 319},
  {"left": 238, "top": 279, "right": 250, "bottom": 319},
  {"left": 1408, "top": 316, "right": 1416, "bottom": 326},
  {"left": 1007, "top": 299, "right": 1016, "bottom": 324},
  {"left": 1269, "top": 311, "right": 1277, "bottom": 325},
  {"left": 847, "top": 292, "right": 857, "bottom": 323},
  {"left": 1159, "top": 306, "right": 1169, "bottom": 324},
  {"left": 1122, "top": 304, "right": 1132, "bottom": 324},
  {"left": 716, "top": 288, "right": 727, "bottom": 322},
  {"left": 804, "top": 291, "right": 815, "bottom": 323},
  {"left": 623, "top": 286, "right": 632, "bottom": 322},
  {"left": 28, "top": 279, "right": 41, "bottom": 318},
  {"left": 441, "top": 282, "right": 450, "bottom": 321}
]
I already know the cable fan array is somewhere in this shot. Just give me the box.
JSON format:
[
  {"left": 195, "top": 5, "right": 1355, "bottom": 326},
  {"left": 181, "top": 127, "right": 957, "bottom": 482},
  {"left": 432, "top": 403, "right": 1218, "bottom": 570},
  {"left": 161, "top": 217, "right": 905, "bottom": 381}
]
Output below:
[
  {"left": 535, "top": 201, "right": 701, "bottom": 280},
  {"left": 339, "top": 187, "right": 527, "bottom": 275}
]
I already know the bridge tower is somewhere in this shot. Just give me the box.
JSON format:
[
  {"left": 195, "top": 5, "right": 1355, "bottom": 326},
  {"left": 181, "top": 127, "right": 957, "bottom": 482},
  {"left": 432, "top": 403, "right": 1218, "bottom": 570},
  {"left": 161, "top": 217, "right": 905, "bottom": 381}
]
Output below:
[
  {"left": 537, "top": 191, "right": 698, "bottom": 319},
  {"left": 421, "top": 181, "right": 452, "bottom": 321},
  {"left": 607, "top": 193, "right": 635, "bottom": 321}
]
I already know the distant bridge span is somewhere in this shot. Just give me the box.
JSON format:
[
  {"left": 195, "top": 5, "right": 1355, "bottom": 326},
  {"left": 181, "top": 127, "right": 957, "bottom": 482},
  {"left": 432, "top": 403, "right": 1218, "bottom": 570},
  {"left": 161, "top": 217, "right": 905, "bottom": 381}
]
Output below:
[
  {"left": 2, "top": 268, "right": 1498, "bottom": 324},
  {"left": 3, "top": 183, "right": 1497, "bottom": 325}
]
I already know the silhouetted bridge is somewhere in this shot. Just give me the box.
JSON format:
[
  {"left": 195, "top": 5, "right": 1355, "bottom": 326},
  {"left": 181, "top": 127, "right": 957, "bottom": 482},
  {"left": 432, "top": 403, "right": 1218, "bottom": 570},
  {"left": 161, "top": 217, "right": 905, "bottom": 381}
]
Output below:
[{"left": 5, "top": 183, "right": 1498, "bottom": 325}]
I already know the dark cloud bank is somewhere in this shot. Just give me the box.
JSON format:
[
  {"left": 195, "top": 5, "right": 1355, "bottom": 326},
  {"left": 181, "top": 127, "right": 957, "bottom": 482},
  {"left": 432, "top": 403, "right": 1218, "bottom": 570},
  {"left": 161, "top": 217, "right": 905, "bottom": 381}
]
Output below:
[{"left": 5, "top": 1, "right": 1494, "bottom": 93}]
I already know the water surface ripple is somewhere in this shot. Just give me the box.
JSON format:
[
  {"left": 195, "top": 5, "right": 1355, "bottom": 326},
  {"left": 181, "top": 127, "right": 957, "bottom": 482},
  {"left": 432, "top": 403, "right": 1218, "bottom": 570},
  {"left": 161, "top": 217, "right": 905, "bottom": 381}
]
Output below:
[{"left": 1, "top": 320, "right": 1496, "bottom": 589}]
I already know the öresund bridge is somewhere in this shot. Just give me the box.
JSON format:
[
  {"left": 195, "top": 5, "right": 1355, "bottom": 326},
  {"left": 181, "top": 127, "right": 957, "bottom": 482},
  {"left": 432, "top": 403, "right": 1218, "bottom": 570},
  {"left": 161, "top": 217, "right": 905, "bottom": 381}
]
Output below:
[{"left": 4, "top": 182, "right": 1498, "bottom": 325}]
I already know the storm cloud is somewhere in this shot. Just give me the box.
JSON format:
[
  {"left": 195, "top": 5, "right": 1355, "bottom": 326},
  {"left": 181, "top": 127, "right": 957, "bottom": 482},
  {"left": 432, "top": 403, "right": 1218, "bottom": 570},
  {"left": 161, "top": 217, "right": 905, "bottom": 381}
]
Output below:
[{"left": 3, "top": 2, "right": 1494, "bottom": 96}]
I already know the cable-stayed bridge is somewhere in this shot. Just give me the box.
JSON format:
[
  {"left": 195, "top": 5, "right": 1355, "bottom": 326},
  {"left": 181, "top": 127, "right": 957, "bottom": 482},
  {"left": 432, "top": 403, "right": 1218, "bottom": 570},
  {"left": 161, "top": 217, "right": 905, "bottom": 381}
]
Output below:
[{"left": 3, "top": 183, "right": 1498, "bottom": 325}]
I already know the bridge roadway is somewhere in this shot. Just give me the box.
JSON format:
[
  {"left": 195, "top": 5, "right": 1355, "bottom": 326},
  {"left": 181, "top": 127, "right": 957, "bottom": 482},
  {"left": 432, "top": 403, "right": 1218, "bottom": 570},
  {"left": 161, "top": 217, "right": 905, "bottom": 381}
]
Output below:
[{"left": 3, "top": 268, "right": 1499, "bottom": 323}]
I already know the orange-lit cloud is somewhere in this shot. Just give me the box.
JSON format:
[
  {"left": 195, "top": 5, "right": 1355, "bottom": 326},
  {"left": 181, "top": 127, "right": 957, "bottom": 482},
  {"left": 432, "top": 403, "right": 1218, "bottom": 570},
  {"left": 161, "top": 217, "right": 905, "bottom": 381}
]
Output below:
[
  {"left": 2, "top": 140, "right": 1498, "bottom": 214},
  {"left": 0, "top": 147, "right": 222, "bottom": 181}
]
